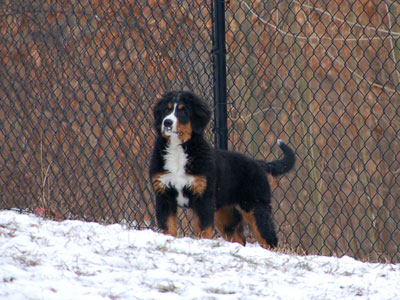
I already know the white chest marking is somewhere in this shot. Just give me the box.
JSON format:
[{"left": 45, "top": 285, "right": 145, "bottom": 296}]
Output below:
[{"left": 160, "top": 135, "right": 194, "bottom": 207}]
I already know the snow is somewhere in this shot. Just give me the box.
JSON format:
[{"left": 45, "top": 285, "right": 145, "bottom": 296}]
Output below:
[{"left": 1, "top": 210, "right": 399, "bottom": 300}]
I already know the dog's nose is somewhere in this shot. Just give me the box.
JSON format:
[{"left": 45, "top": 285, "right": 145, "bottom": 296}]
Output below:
[{"left": 163, "top": 119, "right": 173, "bottom": 128}]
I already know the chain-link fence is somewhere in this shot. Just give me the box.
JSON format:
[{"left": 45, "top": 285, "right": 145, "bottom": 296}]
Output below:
[
  {"left": 0, "top": 0, "right": 214, "bottom": 232},
  {"left": 1, "top": 0, "right": 399, "bottom": 263}
]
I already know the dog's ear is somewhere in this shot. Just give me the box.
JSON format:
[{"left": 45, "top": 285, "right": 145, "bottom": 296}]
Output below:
[{"left": 186, "top": 92, "right": 211, "bottom": 134}]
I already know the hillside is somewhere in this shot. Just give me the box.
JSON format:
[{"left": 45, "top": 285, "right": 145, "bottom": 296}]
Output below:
[{"left": 1, "top": 210, "right": 399, "bottom": 300}]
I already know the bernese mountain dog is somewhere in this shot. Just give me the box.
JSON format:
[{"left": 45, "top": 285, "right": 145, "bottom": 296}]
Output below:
[{"left": 149, "top": 91, "right": 295, "bottom": 249}]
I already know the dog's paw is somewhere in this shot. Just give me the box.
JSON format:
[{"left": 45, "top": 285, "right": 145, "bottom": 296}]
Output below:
[{"left": 152, "top": 173, "right": 168, "bottom": 194}]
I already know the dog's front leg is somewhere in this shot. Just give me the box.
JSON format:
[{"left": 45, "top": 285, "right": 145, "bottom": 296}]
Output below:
[
  {"left": 192, "top": 196, "right": 215, "bottom": 239},
  {"left": 155, "top": 195, "right": 178, "bottom": 237}
]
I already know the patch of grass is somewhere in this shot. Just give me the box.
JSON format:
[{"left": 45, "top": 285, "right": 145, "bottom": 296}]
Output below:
[
  {"left": 155, "top": 245, "right": 169, "bottom": 252},
  {"left": 230, "top": 252, "right": 259, "bottom": 266},
  {"left": 205, "top": 287, "right": 236, "bottom": 295},
  {"left": 3, "top": 276, "right": 15, "bottom": 283},
  {"left": 275, "top": 243, "right": 308, "bottom": 257},
  {"left": 0, "top": 223, "right": 18, "bottom": 238},
  {"left": 156, "top": 282, "right": 178, "bottom": 293},
  {"left": 15, "top": 254, "right": 41, "bottom": 267},
  {"left": 295, "top": 261, "right": 313, "bottom": 272}
]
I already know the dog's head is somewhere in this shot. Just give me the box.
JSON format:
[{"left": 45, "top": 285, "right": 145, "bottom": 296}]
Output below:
[{"left": 153, "top": 91, "right": 211, "bottom": 143}]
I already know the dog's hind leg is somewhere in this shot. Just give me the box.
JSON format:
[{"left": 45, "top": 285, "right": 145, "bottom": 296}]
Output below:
[
  {"left": 215, "top": 206, "right": 246, "bottom": 246},
  {"left": 236, "top": 205, "right": 278, "bottom": 249}
]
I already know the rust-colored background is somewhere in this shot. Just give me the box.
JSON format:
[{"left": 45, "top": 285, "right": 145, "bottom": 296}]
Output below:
[{"left": 1, "top": 0, "right": 399, "bottom": 262}]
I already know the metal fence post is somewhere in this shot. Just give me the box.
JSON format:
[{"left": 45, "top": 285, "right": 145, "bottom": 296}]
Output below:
[{"left": 212, "top": 0, "right": 228, "bottom": 150}]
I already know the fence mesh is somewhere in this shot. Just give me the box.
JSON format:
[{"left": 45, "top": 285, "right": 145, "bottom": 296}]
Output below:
[
  {"left": 0, "top": 0, "right": 213, "bottom": 231},
  {"left": 1, "top": 0, "right": 399, "bottom": 263},
  {"left": 225, "top": 0, "right": 400, "bottom": 262}
]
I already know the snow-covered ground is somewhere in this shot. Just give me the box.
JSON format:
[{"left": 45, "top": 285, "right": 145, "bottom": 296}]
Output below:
[{"left": 0, "top": 210, "right": 399, "bottom": 300}]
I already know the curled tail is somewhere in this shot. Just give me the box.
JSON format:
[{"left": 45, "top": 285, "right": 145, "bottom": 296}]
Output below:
[{"left": 257, "top": 139, "right": 295, "bottom": 176}]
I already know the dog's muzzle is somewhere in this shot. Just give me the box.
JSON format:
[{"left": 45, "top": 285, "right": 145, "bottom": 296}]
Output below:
[
  {"left": 162, "top": 118, "right": 182, "bottom": 136},
  {"left": 163, "top": 119, "right": 173, "bottom": 130}
]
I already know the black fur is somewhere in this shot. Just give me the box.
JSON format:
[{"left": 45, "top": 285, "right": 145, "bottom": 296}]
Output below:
[{"left": 149, "top": 91, "right": 295, "bottom": 248}]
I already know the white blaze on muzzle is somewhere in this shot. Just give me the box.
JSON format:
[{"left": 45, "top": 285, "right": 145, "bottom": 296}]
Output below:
[{"left": 161, "top": 103, "right": 181, "bottom": 136}]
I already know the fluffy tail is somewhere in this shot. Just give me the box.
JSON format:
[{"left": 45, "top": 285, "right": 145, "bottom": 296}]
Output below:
[{"left": 257, "top": 140, "right": 295, "bottom": 176}]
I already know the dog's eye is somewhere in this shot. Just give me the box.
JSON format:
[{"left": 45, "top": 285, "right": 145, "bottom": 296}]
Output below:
[{"left": 177, "top": 108, "right": 186, "bottom": 116}]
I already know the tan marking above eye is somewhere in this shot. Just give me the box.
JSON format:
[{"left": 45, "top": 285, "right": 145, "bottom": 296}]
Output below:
[
  {"left": 167, "top": 103, "right": 173, "bottom": 109},
  {"left": 178, "top": 104, "right": 184, "bottom": 110}
]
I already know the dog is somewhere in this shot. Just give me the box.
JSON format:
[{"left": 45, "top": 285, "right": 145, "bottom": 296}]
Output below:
[{"left": 149, "top": 91, "right": 295, "bottom": 249}]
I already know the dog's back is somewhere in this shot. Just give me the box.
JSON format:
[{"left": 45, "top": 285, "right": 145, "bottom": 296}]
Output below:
[{"left": 214, "top": 140, "right": 295, "bottom": 210}]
